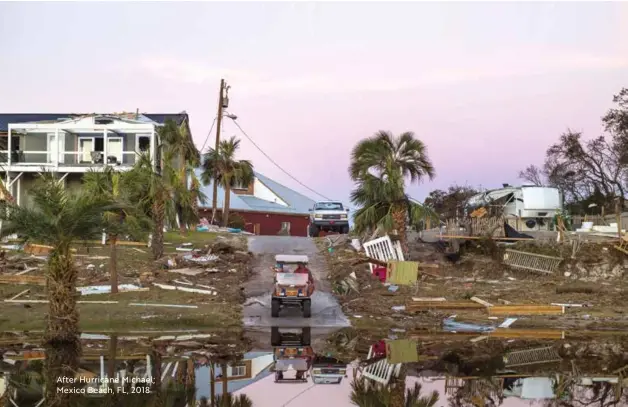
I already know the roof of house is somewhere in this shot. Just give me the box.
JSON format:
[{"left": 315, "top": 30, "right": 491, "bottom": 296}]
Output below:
[
  {"left": 194, "top": 169, "right": 316, "bottom": 215},
  {"left": 0, "top": 113, "right": 189, "bottom": 132}
]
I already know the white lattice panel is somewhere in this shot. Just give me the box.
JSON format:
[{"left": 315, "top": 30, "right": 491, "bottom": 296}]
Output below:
[
  {"left": 360, "top": 343, "right": 401, "bottom": 386},
  {"left": 362, "top": 235, "right": 404, "bottom": 272}
]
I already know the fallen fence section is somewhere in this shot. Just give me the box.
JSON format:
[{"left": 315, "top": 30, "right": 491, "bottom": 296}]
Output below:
[
  {"left": 503, "top": 249, "right": 563, "bottom": 274},
  {"left": 362, "top": 235, "right": 404, "bottom": 273},
  {"left": 504, "top": 346, "right": 562, "bottom": 367}
]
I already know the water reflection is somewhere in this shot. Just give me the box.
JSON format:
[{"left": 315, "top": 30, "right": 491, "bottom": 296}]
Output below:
[{"left": 1, "top": 327, "right": 627, "bottom": 406}]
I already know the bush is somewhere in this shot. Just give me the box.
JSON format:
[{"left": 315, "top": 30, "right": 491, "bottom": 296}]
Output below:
[{"left": 227, "top": 213, "right": 246, "bottom": 230}]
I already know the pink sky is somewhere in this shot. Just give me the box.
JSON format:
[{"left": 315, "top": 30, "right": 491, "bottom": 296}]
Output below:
[{"left": 1, "top": 2, "right": 627, "bottom": 204}]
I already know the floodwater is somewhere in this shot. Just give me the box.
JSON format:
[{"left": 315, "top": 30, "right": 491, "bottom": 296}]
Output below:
[
  {"left": 2, "top": 326, "right": 628, "bottom": 406},
  {"left": 2, "top": 237, "right": 628, "bottom": 406}
]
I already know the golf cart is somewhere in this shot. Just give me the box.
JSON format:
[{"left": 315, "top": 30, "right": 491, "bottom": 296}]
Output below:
[
  {"left": 271, "top": 254, "right": 312, "bottom": 318},
  {"left": 271, "top": 327, "right": 313, "bottom": 383}
]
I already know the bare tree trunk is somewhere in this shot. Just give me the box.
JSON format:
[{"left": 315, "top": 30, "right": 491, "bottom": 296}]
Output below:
[
  {"left": 150, "top": 348, "right": 163, "bottom": 407},
  {"left": 210, "top": 363, "right": 216, "bottom": 407},
  {"left": 221, "top": 362, "right": 229, "bottom": 399},
  {"left": 109, "top": 235, "right": 118, "bottom": 294},
  {"left": 222, "top": 183, "right": 232, "bottom": 227},
  {"left": 185, "top": 358, "right": 196, "bottom": 407},
  {"left": 151, "top": 199, "right": 165, "bottom": 260},
  {"left": 103, "top": 335, "right": 119, "bottom": 407}
]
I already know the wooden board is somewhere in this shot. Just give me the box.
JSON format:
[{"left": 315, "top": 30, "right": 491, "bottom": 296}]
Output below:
[
  {"left": 406, "top": 301, "right": 485, "bottom": 311},
  {"left": 488, "top": 305, "right": 564, "bottom": 316},
  {"left": 0, "top": 275, "right": 46, "bottom": 286}
]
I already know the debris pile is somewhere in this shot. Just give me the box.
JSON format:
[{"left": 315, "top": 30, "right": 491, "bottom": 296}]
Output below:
[{"left": 153, "top": 235, "right": 253, "bottom": 303}]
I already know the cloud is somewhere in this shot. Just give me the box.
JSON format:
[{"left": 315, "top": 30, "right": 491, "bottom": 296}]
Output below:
[{"left": 126, "top": 48, "right": 628, "bottom": 95}]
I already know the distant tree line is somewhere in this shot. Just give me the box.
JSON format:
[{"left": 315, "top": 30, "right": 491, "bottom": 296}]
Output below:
[{"left": 422, "top": 88, "right": 628, "bottom": 219}]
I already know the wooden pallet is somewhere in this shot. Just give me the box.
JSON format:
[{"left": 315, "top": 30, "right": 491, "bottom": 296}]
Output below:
[{"left": 504, "top": 346, "right": 561, "bottom": 367}]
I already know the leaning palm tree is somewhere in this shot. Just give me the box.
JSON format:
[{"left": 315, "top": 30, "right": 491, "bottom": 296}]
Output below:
[
  {"left": 201, "top": 136, "right": 254, "bottom": 226},
  {"left": 349, "top": 131, "right": 435, "bottom": 251},
  {"left": 82, "top": 167, "right": 151, "bottom": 293},
  {"left": 0, "top": 172, "right": 115, "bottom": 342},
  {"left": 215, "top": 393, "right": 253, "bottom": 407}
]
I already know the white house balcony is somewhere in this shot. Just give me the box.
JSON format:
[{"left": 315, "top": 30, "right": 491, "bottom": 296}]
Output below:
[{"left": 3, "top": 115, "right": 159, "bottom": 173}]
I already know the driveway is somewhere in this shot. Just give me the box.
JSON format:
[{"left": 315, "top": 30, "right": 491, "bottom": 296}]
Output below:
[{"left": 243, "top": 236, "right": 350, "bottom": 328}]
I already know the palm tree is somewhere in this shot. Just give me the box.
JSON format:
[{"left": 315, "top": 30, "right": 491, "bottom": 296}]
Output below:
[
  {"left": 215, "top": 393, "right": 253, "bottom": 407},
  {"left": 349, "top": 131, "right": 435, "bottom": 251},
  {"left": 125, "top": 153, "right": 175, "bottom": 260},
  {"left": 0, "top": 172, "right": 115, "bottom": 342},
  {"left": 82, "top": 167, "right": 151, "bottom": 293},
  {"left": 159, "top": 118, "right": 201, "bottom": 234},
  {"left": 350, "top": 377, "right": 439, "bottom": 407},
  {"left": 201, "top": 136, "right": 254, "bottom": 227}
]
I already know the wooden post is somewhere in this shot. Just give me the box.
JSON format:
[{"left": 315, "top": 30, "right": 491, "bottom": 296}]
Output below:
[{"left": 616, "top": 199, "right": 622, "bottom": 238}]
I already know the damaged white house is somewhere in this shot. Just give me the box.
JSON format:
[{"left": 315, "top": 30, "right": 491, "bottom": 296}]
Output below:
[
  {"left": 466, "top": 185, "right": 564, "bottom": 231},
  {"left": 0, "top": 112, "right": 191, "bottom": 207}
]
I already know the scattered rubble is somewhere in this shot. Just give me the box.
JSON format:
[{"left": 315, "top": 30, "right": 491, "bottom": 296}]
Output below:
[{"left": 321, "top": 231, "right": 628, "bottom": 330}]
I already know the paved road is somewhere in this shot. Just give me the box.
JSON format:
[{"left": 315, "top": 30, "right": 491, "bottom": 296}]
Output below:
[{"left": 243, "top": 236, "right": 350, "bottom": 328}]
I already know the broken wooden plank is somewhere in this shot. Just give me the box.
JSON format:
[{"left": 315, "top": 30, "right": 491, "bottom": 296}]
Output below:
[
  {"left": 129, "top": 303, "right": 198, "bottom": 309},
  {"left": 16, "top": 267, "right": 39, "bottom": 276},
  {"left": 406, "top": 301, "right": 485, "bottom": 311},
  {"left": 168, "top": 268, "right": 205, "bottom": 276},
  {"left": 412, "top": 297, "right": 447, "bottom": 302},
  {"left": 488, "top": 305, "right": 564, "bottom": 316},
  {"left": 439, "top": 235, "right": 534, "bottom": 241},
  {"left": 7, "top": 289, "right": 30, "bottom": 301},
  {"left": 153, "top": 283, "right": 216, "bottom": 296},
  {"left": 80, "top": 240, "right": 147, "bottom": 247},
  {"left": 0, "top": 275, "right": 46, "bottom": 286},
  {"left": 492, "top": 328, "right": 564, "bottom": 340},
  {"left": 470, "top": 296, "right": 493, "bottom": 307}
]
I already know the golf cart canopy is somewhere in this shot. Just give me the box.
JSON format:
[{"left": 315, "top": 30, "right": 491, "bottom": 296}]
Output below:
[
  {"left": 275, "top": 358, "right": 309, "bottom": 372},
  {"left": 275, "top": 255, "right": 309, "bottom": 264},
  {"left": 275, "top": 273, "right": 309, "bottom": 286}
]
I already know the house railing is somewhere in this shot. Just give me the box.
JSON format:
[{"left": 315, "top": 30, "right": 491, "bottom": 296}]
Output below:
[{"left": 0, "top": 150, "right": 140, "bottom": 166}]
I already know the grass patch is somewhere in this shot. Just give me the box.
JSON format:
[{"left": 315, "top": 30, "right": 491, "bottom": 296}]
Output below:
[{"left": 0, "top": 288, "right": 241, "bottom": 331}]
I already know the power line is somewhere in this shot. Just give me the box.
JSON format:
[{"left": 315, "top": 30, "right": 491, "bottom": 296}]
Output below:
[
  {"left": 231, "top": 119, "right": 332, "bottom": 201},
  {"left": 200, "top": 116, "right": 217, "bottom": 153}
]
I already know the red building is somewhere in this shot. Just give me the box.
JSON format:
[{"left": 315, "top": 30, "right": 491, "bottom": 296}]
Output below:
[{"left": 197, "top": 171, "right": 316, "bottom": 237}]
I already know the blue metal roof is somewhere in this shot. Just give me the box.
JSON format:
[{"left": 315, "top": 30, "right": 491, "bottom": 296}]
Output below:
[
  {"left": 194, "top": 169, "right": 316, "bottom": 215},
  {"left": 0, "top": 113, "right": 188, "bottom": 132}
]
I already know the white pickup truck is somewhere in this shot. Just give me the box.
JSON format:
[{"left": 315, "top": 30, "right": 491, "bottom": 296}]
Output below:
[{"left": 308, "top": 201, "right": 350, "bottom": 237}]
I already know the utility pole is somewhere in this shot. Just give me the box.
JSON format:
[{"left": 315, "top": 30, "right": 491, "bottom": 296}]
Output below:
[{"left": 211, "top": 79, "right": 226, "bottom": 225}]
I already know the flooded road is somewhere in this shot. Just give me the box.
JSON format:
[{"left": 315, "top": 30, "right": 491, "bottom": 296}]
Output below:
[
  {"left": 2, "top": 327, "right": 628, "bottom": 406},
  {"left": 243, "top": 236, "right": 350, "bottom": 328}
]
